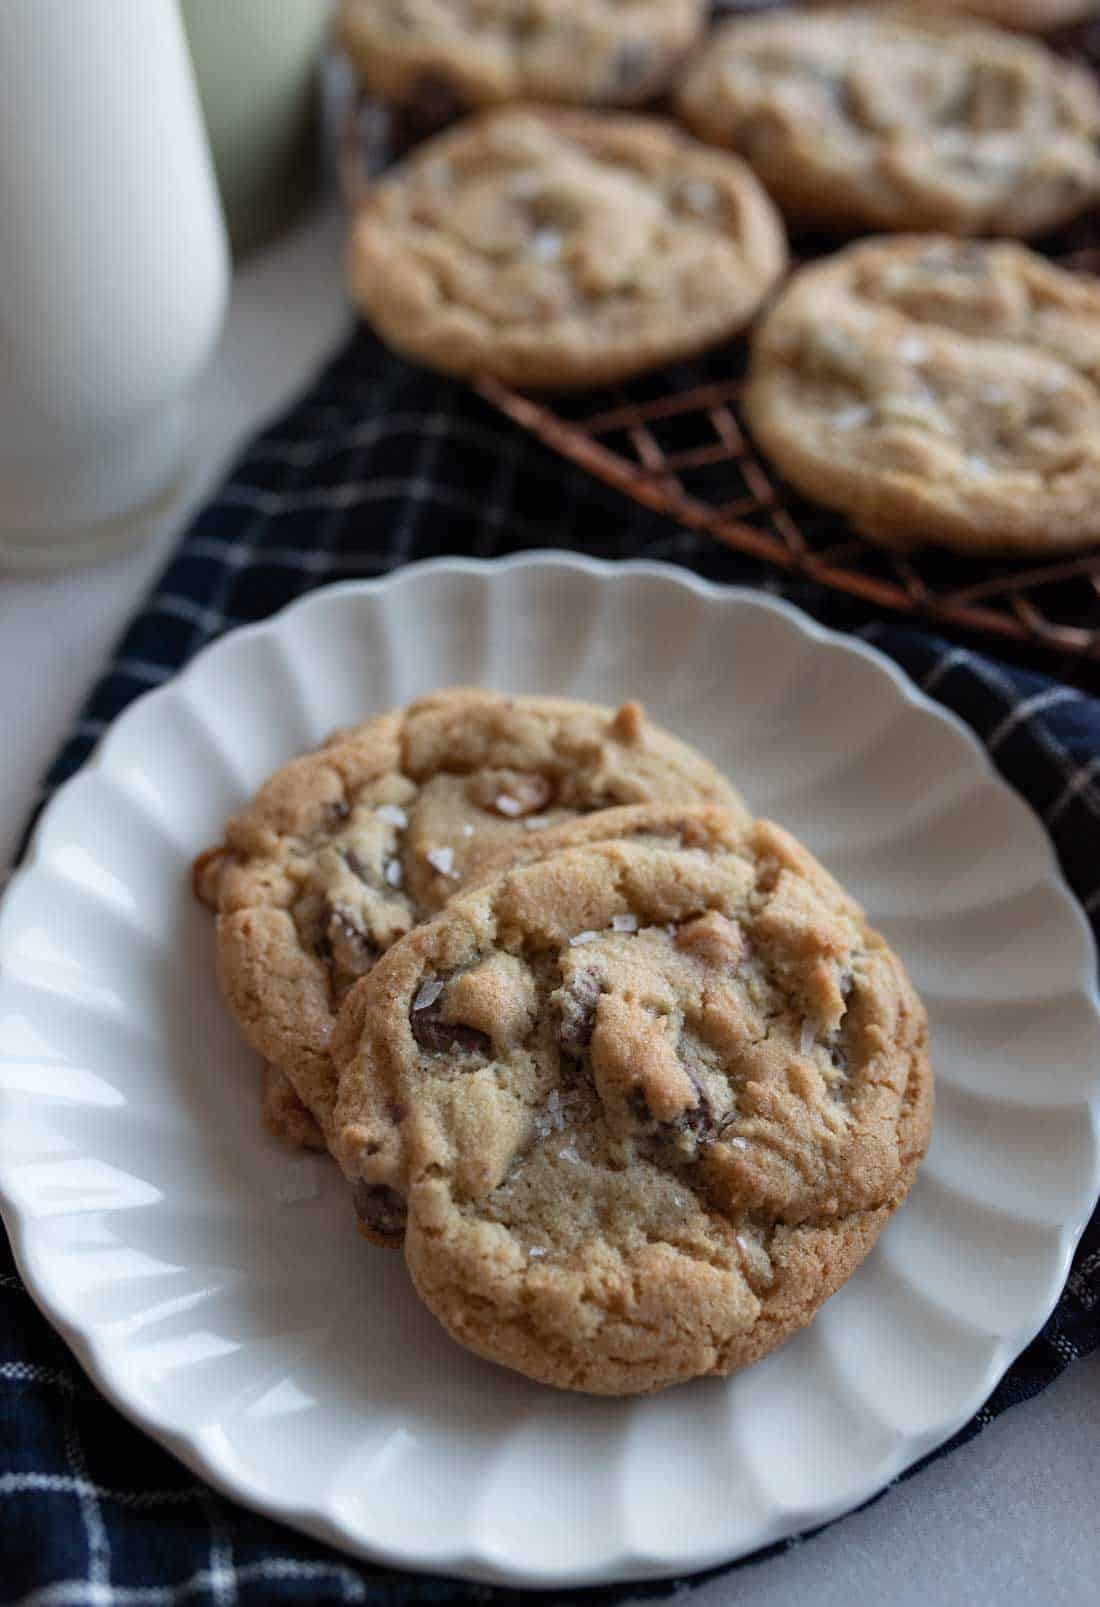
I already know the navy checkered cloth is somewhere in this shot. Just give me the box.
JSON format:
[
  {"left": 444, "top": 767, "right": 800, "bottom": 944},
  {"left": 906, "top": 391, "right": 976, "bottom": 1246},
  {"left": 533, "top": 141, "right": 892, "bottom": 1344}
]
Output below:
[{"left": 5, "top": 329, "right": 1100, "bottom": 1606}]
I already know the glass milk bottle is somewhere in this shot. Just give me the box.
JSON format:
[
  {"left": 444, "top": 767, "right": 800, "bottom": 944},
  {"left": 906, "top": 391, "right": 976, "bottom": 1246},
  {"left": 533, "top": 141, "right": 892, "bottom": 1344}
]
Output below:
[{"left": 0, "top": 0, "right": 230, "bottom": 569}]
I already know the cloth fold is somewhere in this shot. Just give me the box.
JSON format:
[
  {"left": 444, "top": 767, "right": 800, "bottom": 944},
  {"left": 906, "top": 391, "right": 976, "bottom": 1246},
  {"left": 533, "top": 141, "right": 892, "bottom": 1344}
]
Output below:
[{"left": 4, "top": 330, "right": 1099, "bottom": 1606}]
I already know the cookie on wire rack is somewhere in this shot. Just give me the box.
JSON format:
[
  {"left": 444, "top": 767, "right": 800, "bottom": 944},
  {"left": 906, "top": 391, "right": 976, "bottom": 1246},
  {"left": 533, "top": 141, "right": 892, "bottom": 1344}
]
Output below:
[
  {"left": 744, "top": 234, "right": 1100, "bottom": 557},
  {"left": 820, "top": 0, "right": 1100, "bottom": 31},
  {"left": 675, "top": 6, "right": 1100, "bottom": 238},
  {"left": 333, "top": 821, "right": 933, "bottom": 1394},
  {"left": 337, "top": 0, "right": 706, "bottom": 113},
  {"left": 346, "top": 105, "right": 788, "bottom": 388}
]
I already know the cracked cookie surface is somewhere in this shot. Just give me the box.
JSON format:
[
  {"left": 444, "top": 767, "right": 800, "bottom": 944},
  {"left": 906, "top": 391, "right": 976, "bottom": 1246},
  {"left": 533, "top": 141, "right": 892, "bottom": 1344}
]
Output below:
[
  {"left": 333, "top": 820, "right": 932, "bottom": 1394},
  {"left": 676, "top": 7, "right": 1100, "bottom": 238},
  {"left": 338, "top": 0, "right": 705, "bottom": 110},
  {"left": 744, "top": 234, "right": 1100, "bottom": 555},
  {"left": 347, "top": 106, "right": 788, "bottom": 388},
  {"left": 195, "top": 691, "right": 745, "bottom": 1144}
]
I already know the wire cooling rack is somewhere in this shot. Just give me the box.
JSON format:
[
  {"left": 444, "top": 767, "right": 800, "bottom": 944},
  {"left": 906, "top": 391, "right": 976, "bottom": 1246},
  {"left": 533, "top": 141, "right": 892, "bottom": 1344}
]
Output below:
[{"left": 336, "top": 6, "right": 1100, "bottom": 683}]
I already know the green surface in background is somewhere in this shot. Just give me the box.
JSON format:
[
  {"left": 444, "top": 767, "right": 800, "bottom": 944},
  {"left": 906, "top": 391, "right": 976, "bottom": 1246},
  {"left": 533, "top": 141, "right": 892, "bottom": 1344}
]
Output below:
[{"left": 180, "top": 0, "right": 331, "bottom": 256}]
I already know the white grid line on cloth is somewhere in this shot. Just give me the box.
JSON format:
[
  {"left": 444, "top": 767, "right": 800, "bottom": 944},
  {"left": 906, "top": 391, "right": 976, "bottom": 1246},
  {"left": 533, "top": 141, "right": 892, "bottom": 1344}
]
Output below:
[
  {"left": 241, "top": 410, "right": 509, "bottom": 471},
  {"left": 293, "top": 370, "right": 409, "bottom": 583},
  {"left": 143, "top": 595, "right": 231, "bottom": 638},
  {"left": 1045, "top": 752, "right": 1100, "bottom": 826},
  {"left": 183, "top": 536, "right": 257, "bottom": 664},
  {"left": 470, "top": 421, "right": 525, "bottom": 559},
  {"left": 1069, "top": 1247, "right": 1100, "bottom": 1306},
  {"left": 919, "top": 646, "right": 972, "bottom": 695},
  {"left": 0, "top": 1363, "right": 77, "bottom": 1392},
  {"left": 0, "top": 1474, "right": 203, "bottom": 1507},
  {"left": 387, "top": 415, "right": 451, "bottom": 571},
  {"left": 111, "top": 659, "right": 176, "bottom": 690},
  {"left": 200, "top": 1494, "right": 237, "bottom": 1607},
  {"left": 218, "top": 473, "right": 554, "bottom": 523},
  {"left": 166, "top": 541, "right": 400, "bottom": 577},
  {"left": 19, "top": 1559, "right": 371, "bottom": 1607},
  {"left": 1048, "top": 1332, "right": 1081, "bottom": 1365},
  {"left": 179, "top": 410, "right": 324, "bottom": 664},
  {"left": 62, "top": 1406, "right": 111, "bottom": 1590},
  {"left": 962, "top": 654, "right": 1100, "bottom": 825},
  {"left": 986, "top": 685, "right": 1082, "bottom": 756}
]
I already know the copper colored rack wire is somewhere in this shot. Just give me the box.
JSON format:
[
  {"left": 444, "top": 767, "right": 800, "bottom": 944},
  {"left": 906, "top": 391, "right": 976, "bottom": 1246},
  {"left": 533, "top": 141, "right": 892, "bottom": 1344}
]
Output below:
[{"left": 336, "top": 7, "right": 1100, "bottom": 682}]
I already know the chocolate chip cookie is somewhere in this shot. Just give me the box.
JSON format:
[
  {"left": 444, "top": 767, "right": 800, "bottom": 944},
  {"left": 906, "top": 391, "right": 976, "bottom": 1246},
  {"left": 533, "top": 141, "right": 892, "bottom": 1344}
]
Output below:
[
  {"left": 744, "top": 235, "right": 1100, "bottom": 556},
  {"left": 332, "top": 801, "right": 755, "bottom": 1242},
  {"left": 676, "top": 7, "right": 1100, "bottom": 238},
  {"left": 196, "top": 692, "right": 746, "bottom": 1146},
  {"left": 346, "top": 106, "right": 788, "bottom": 388},
  {"left": 338, "top": 0, "right": 705, "bottom": 112},
  {"left": 333, "top": 820, "right": 932, "bottom": 1394},
  {"left": 863, "top": 0, "right": 1099, "bottom": 31}
]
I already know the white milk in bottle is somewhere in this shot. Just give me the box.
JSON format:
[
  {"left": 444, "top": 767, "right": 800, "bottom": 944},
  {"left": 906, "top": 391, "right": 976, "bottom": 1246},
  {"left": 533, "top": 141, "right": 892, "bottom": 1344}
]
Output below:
[{"left": 0, "top": 0, "right": 230, "bottom": 568}]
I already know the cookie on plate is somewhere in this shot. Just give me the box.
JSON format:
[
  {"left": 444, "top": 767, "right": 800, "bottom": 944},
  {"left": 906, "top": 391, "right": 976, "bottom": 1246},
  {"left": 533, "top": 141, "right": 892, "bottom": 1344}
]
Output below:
[
  {"left": 196, "top": 692, "right": 746, "bottom": 1145},
  {"left": 338, "top": 0, "right": 706, "bottom": 112},
  {"left": 346, "top": 106, "right": 788, "bottom": 388},
  {"left": 744, "top": 235, "right": 1100, "bottom": 556},
  {"left": 246, "top": 802, "right": 755, "bottom": 1156},
  {"left": 675, "top": 7, "right": 1100, "bottom": 238},
  {"left": 243, "top": 802, "right": 757, "bottom": 1157},
  {"left": 332, "top": 801, "right": 755, "bottom": 1243},
  {"left": 333, "top": 822, "right": 933, "bottom": 1394}
]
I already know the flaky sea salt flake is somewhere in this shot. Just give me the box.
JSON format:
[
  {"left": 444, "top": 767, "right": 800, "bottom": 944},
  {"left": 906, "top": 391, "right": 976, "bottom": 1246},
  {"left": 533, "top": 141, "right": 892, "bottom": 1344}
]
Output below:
[
  {"left": 376, "top": 803, "right": 408, "bottom": 829},
  {"left": 413, "top": 978, "right": 444, "bottom": 1012},
  {"left": 425, "top": 846, "right": 457, "bottom": 877},
  {"left": 385, "top": 858, "right": 403, "bottom": 887},
  {"left": 678, "top": 177, "right": 719, "bottom": 215},
  {"left": 569, "top": 930, "right": 599, "bottom": 946},
  {"left": 494, "top": 794, "right": 524, "bottom": 817},
  {"left": 530, "top": 227, "right": 563, "bottom": 263},
  {"left": 612, "top": 913, "right": 638, "bottom": 933},
  {"left": 559, "top": 1144, "right": 581, "bottom": 1164},
  {"left": 522, "top": 815, "right": 550, "bottom": 831}
]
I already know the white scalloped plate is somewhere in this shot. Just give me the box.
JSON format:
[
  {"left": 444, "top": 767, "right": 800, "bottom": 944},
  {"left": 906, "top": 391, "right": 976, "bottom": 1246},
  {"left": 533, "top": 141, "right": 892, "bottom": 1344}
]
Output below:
[{"left": 2, "top": 555, "right": 1099, "bottom": 1588}]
